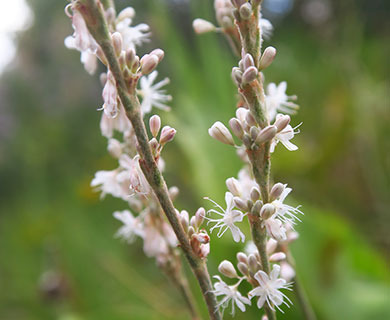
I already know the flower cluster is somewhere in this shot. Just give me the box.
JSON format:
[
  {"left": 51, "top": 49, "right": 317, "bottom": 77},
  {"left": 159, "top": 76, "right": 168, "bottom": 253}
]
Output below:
[
  {"left": 65, "top": 2, "right": 178, "bottom": 267},
  {"left": 194, "top": 0, "right": 305, "bottom": 316}
]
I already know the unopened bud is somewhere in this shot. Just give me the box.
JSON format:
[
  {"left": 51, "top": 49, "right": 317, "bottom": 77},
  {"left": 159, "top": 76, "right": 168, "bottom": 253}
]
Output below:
[
  {"left": 150, "top": 48, "right": 164, "bottom": 63},
  {"left": 266, "top": 238, "right": 278, "bottom": 254},
  {"left": 107, "top": 139, "right": 122, "bottom": 158},
  {"left": 269, "top": 252, "right": 287, "bottom": 262},
  {"left": 270, "top": 183, "right": 285, "bottom": 201},
  {"left": 208, "top": 121, "right": 235, "bottom": 146},
  {"left": 105, "top": 7, "right": 116, "bottom": 24},
  {"left": 260, "top": 203, "right": 276, "bottom": 219},
  {"left": 117, "top": 7, "right": 135, "bottom": 21},
  {"left": 189, "top": 216, "right": 196, "bottom": 228},
  {"left": 248, "top": 254, "right": 259, "bottom": 273},
  {"left": 125, "top": 49, "right": 136, "bottom": 68},
  {"left": 195, "top": 207, "right": 205, "bottom": 227},
  {"left": 188, "top": 226, "right": 195, "bottom": 237},
  {"left": 250, "top": 187, "right": 261, "bottom": 202},
  {"left": 232, "top": 0, "right": 247, "bottom": 9},
  {"left": 245, "top": 112, "right": 257, "bottom": 127},
  {"left": 259, "top": 46, "right": 277, "bottom": 70},
  {"left": 180, "top": 216, "right": 189, "bottom": 233},
  {"left": 231, "top": 67, "right": 243, "bottom": 86},
  {"left": 236, "top": 107, "right": 248, "bottom": 123},
  {"left": 255, "top": 125, "right": 277, "bottom": 145},
  {"left": 159, "top": 126, "right": 176, "bottom": 145},
  {"left": 236, "top": 252, "right": 248, "bottom": 264},
  {"left": 226, "top": 178, "right": 241, "bottom": 197},
  {"left": 274, "top": 114, "right": 291, "bottom": 132},
  {"left": 118, "top": 51, "right": 126, "bottom": 70},
  {"left": 192, "top": 18, "right": 216, "bottom": 34},
  {"left": 140, "top": 54, "right": 159, "bottom": 75},
  {"left": 149, "top": 115, "right": 161, "bottom": 137},
  {"left": 242, "top": 66, "right": 258, "bottom": 85},
  {"left": 229, "top": 118, "right": 244, "bottom": 139},
  {"left": 131, "top": 56, "right": 140, "bottom": 73},
  {"left": 112, "top": 32, "right": 123, "bottom": 57},
  {"left": 149, "top": 138, "right": 159, "bottom": 152},
  {"left": 218, "top": 260, "right": 238, "bottom": 278},
  {"left": 243, "top": 53, "right": 255, "bottom": 69},
  {"left": 233, "top": 197, "right": 248, "bottom": 212},
  {"left": 250, "top": 126, "right": 260, "bottom": 141},
  {"left": 99, "top": 72, "right": 107, "bottom": 87},
  {"left": 239, "top": 2, "right": 252, "bottom": 20},
  {"left": 251, "top": 200, "right": 263, "bottom": 216},
  {"left": 237, "top": 262, "right": 249, "bottom": 275}
]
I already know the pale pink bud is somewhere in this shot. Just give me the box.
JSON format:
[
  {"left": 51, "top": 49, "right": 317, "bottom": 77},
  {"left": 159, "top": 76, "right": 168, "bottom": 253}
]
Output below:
[
  {"left": 140, "top": 54, "right": 159, "bottom": 75},
  {"left": 159, "top": 126, "right": 176, "bottom": 145},
  {"left": 243, "top": 53, "right": 255, "bottom": 70},
  {"left": 255, "top": 125, "right": 277, "bottom": 145},
  {"left": 260, "top": 203, "right": 276, "bottom": 219},
  {"left": 248, "top": 254, "right": 259, "bottom": 273},
  {"left": 250, "top": 187, "right": 261, "bottom": 202},
  {"left": 231, "top": 67, "right": 242, "bottom": 86},
  {"left": 245, "top": 112, "right": 257, "bottom": 127},
  {"left": 188, "top": 226, "right": 195, "bottom": 237},
  {"left": 280, "top": 262, "right": 296, "bottom": 281},
  {"left": 233, "top": 196, "right": 248, "bottom": 212},
  {"left": 270, "top": 182, "right": 285, "bottom": 200},
  {"left": 117, "top": 7, "right": 135, "bottom": 21},
  {"left": 229, "top": 118, "right": 244, "bottom": 139},
  {"left": 192, "top": 19, "right": 216, "bottom": 34},
  {"left": 180, "top": 210, "right": 189, "bottom": 232},
  {"left": 199, "top": 243, "right": 210, "bottom": 259},
  {"left": 149, "top": 138, "right": 159, "bottom": 152},
  {"left": 149, "top": 49, "right": 165, "bottom": 63},
  {"left": 208, "top": 121, "right": 235, "bottom": 146},
  {"left": 107, "top": 138, "right": 122, "bottom": 158},
  {"left": 239, "top": 3, "right": 252, "bottom": 20},
  {"left": 169, "top": 186, "right": 179, "bottom": 200},
  {"left": 251, "top": 200, "right": 263, "bottom": 216},
  {"left": 269, "top": 252, "right": 287, "bottom": 262},
  {"left": 190, "top": 216, "right": 196, "bottom": 228},
  {"left": 242, "top": 66, "right": 258, "bottom": 84},
  {"left": 118, "top": 51, "right": 126, "bottom": 70},
  {"left": 195, "top": 207, "right": 205, "bottom": 227},
  {"left": 112, "top": 32, "right": 123, "bottom": 57},
  {"left": 259, "top": 46, "right": 277, "bottom": 70},
  {"left": 274, "top": 114, "right": 291, "bottom": 132},
  {"left": 236, "top": 252, "right": 248, "bottom": 264},
  {"left": 232, "top": 0, "right": 247, "bottom": 9},
  {"left": 237, "top": 262, "right": 249, "bottom": 275},
  {"left": 266, "top": 238, "right": 278, "bottom": 254},
  {"left": 218, "top": 260, "right": 238, "bottom": 278},
  {"left": 125, "top": 49, "right": 136, "bottom": 68},
  {"left": 226, "top": 177, "right": 241, "bottom": 197},
  {"left": 105, "top": 8, "right": 116, "bottom": 24},
  {"left": 131, "top": 56, "right": 140, "bottom": 73},
  {"left": 149, "top": 115, "right": 161, "bottom": 137},
  {"left": 236, "top": 107, "right": 249, "bottom": 123},
  {"left": 250, "top": 126, "right": 260, "bottom": 140}
]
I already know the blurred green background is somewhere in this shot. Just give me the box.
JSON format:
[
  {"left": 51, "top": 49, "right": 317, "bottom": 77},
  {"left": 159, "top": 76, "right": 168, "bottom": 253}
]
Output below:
[{"left": 0, "top": 0, "right": 389, "bottom": 319}]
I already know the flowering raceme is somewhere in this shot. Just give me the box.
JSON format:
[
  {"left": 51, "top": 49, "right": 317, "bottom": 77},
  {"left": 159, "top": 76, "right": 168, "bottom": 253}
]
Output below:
[{"left": 66, "top": 0, "right": 315, "bottom": 319}]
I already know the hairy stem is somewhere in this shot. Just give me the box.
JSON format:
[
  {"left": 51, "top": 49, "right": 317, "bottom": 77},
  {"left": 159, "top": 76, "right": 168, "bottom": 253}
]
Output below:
[{"left": 76, "top": 1, "right": 221, "bottom": 319}]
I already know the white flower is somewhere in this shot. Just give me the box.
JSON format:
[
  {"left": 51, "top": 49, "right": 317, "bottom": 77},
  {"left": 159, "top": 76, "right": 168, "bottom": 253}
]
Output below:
[
  {"left": 138, "top": 71, "right": 172, "bottom": 114},
  {"left": 270, "top": 124, "right": 300, "bottom": 153},
  {"left": 101, "top": 71, "right": 119, "bottom": 118},
  {"left": 260, "top": 17, "right": 273, "bottom": 40},
  {"left": 212, "top": 276, "right": 251, "bottom": 315},
  {"left": 271, "top": 185, "right": 303, "bottom": 224},
  {"left": 100, "top": 104, "right": 132, "bottom": 138},
  {"left": 205, "top": 192, "right": 245, "bottom": 242},
  {"left": 265, "top": 82, "right": 298, "bottom": 121},
  {"left": 113, "top": 210, "right": 144, "bottom": 243},
  {"left": 91, "top": 169, "right": 123, "bottom": 199},
  {"left": 116, "top": 18, "right": 150, "bottom": 50},
  {"left": 64, "top": 36, "right": 97, "bottom": 75},
  {"left": 248, "top": 265, "right": 292, "bottom": 312},
  {"left": 264, "top": 218, "right": 287, "bottom": 241}
]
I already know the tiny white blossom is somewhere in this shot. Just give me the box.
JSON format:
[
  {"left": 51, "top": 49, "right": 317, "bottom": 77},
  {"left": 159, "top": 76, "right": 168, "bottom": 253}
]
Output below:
[
  {"left": 65, "top": 36, "right": 97, "bottom": 74},
  {"left": 248, "top": 265, "right": 292, "bottom": 312},
  {"left": 270, "top": 124, "right": 300, "bottom": 153},
  {"left": 113, "top": 210, "right": 144, "bottom": 243},
  {"left": 264, "top": 217, "right": 287, "bottom": 241},
  {"left": 212, "top": 276, "right": 251, "bottom": 315},
  {"left": 265, "top": 82, "right": 298, "bottom": 121},
  {"left": 91, "top": 169, "right": 122, "bottom": 198},
  {"left": 271, "top": 185, "right": 303, "bottom": 224},
  {"left": 117, "top": 154, "right": 150, "bottom": 196},
  {"left": 101, "top": 71, "right": 119, "bottom": 118},
  {"left": 205, "top": 192, "right": 245, "bottom": 242},
  {"left": 116, "top": 18, "right": 151, "bottom": 50},
  {"left": 100, "top": 104, "right": 132, "bottom": 138},
  {"left": 138, "top": 71, "right": 172, "bottom": 114}
]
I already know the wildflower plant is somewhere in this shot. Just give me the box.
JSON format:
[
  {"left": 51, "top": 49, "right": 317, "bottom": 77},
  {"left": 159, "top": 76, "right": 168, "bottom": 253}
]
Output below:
[{"left": 65, "top": 0, "right": 316, "bottom": 319}]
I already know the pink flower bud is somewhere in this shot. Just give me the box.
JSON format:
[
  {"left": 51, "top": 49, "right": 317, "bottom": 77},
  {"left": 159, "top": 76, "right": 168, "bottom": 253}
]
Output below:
[
  {"left": 218, "top": 260, "right": 238, "bottom": 278},
  {"left": 140, "top": 54, "right": 159, "bottom": 75},
  {"left": 195, "top": 207, "right": 205, "bottom": 228},
  {"left": 245, "top": 112, "right": 257, "bottom": 127},
  {"left": 125, "top": 49, "right": 136, "bottom": 68},
  {"left": 159, "top": 126, "right": 176, "bottom": 145},
  {"left": 242, "top": 66, "right": 258, "bottom": 85},
  {"left": 149, "top": 115, "right": 161, "bottom": 137},
  {"left": 236, "top": 252, "right": 248, "bottom": 264},
  {"left": 255, "top": 125, "right": 277, "bottom": 145},
  {"left": 260, "top": 203, "right": 276, "bottom": 219},
  {"left": 192, "top": 19, "right": 216, "bottom": 34},
  {"left": 270, "top": 182, "right": 285, "bottom": 200},
  {"left": 149, "top": 48, "right": 165, "bottom": 63},
  {"left": 259, "top": 46, "right": 277, "bottom": 70},
  {"left": 229, "top": 118, "right": 244, "bottom": 139},
  {"left": 274, "top": 114, "right": 291, "bottom": 132},
  {"left": 208, "top": 121, "right": 235, "bottom": 145},
  {"left": 248, "top": 254, "right": 259, "bottom": 273},
  {"left": 233, "top": 196, "right": 248, "bottom": 212},
  {"left": 243, "top": 53, "right": 255, "bottom": 70},
  {"left": 250, "top": 187, "right": 261, "bottom": 202},
  {"left": 269, "top": 252, "right": 287, "bottom": 262},
  {"left": 226, "top": 177, "right": 241, "bottom": 197},
  {"left": 111, "top": 32, "right": 123, "bottom": 57},
  {"left": 239, "top": 3, "right": 252, "bottom": 20}
]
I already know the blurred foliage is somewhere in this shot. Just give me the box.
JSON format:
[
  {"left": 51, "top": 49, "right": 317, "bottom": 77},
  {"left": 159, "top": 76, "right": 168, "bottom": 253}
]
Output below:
[{"left": 0, "top": 0, "right": 389, "bottom": 319}]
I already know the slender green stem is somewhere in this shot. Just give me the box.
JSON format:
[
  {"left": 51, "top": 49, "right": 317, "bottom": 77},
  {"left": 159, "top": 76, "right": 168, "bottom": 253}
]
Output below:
[{"left": 76, "top": 1, "right": 221, "bottom": 319}]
